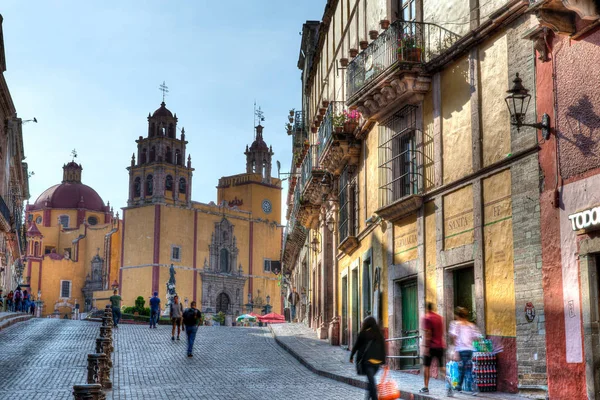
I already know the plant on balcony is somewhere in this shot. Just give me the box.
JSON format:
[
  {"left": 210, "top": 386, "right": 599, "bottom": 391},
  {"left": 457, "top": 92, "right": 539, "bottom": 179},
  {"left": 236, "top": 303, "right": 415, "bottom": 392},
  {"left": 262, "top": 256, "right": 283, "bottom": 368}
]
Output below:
[
  {"left": 333, "top": 109, "right": 362, "bottom": 133},
  {"left": 397, "top": 34, "right": 422, "bottom": 62}
]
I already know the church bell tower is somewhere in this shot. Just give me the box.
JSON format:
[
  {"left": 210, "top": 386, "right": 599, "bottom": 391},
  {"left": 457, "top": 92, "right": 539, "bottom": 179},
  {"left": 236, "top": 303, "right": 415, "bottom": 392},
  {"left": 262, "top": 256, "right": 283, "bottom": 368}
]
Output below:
[{"left": 126, "top": 101, "right": 194, "bottom": 207}]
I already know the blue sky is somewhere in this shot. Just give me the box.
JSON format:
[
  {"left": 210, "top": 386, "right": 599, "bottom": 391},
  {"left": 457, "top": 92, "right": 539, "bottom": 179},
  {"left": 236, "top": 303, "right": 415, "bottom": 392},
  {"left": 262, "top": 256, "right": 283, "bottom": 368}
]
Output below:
[{"left": 2, "top": 1, "right": 324, "bottom": 221}]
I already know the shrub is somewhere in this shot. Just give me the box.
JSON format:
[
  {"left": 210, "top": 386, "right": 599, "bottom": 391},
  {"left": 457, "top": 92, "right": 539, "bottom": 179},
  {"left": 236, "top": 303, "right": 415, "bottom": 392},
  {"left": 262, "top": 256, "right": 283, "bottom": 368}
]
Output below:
[
  {"left": 135, "top": 296, "right": 145, "bottom": 309},
  {"left": 213, "top": 311, "right": 226, "bottom": 325}
]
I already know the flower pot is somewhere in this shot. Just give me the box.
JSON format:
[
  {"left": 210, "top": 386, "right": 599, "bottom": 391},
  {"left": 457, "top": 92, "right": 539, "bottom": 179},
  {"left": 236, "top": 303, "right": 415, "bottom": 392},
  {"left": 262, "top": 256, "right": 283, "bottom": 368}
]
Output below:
[
  {"left": 344, "top": 121, "right": 358, "bottom": 132},
  {"left": 322, "top": 100, "right": 329, "bottom": 108},
  {"left": 369, "top": 30, "right": 379, "bottom": 40},
  {"left": 289, "top": 110, "right": 295, "bottom": 117},
  {"left": 380, "top": 19, "right": 390, "bottom": 30},
  {"left": 359, "top": 40, "right": 369, "bottom": 50},
  {"left": 311, "top": 127, "right": 317, "bottom": 133},
  {"left": 349, "top": 48, "right": 359, "bottom": 58},
  {"left": 335, "top": 126, "right": 344, "bottom": 133},
  {"left": 316, "top": 114, "right": 323, "bottom": 122},
  {"left": 398, "top": 48, "right": 422, "bottom": 62},
  {"left": 340, "top": 58, "right": 349, "bottom": 67},
  {"left": 319, "top": 108, "right": 326, "bottom": 116}
]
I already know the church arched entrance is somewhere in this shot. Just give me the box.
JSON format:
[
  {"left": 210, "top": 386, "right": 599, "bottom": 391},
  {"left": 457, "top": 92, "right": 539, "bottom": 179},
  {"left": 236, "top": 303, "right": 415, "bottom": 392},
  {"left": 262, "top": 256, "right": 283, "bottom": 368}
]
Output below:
[{"left": 216, "top": 292, "right": 230, "bottom": 314}]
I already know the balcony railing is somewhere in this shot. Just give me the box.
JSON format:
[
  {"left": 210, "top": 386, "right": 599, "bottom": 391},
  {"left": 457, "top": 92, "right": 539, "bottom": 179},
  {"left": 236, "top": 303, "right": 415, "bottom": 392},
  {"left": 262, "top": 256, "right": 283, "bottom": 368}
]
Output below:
[
  {"left": 347, "top": 20, "right": 461, "bottom": 99},
  {"left": 300, "top": 145, "right": 320, "bottom": 192},
  {"left": 0, "top": 195, "right": 11, "bottom": 226},
  {"left": 317, "top": 101, "right": 344, "bottom": 160}
]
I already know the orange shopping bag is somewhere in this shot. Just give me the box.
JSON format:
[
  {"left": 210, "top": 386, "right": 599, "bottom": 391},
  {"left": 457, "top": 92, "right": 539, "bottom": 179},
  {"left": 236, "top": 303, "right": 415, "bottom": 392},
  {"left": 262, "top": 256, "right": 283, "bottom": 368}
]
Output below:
[{"left": 377, "top": 366, "right": 401, "bottom": 400}]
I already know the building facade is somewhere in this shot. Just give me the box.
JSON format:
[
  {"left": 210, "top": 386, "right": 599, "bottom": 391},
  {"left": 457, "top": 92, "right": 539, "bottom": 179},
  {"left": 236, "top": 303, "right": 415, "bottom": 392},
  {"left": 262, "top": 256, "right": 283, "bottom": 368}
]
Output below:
[
  {"left": 532, "top": 1, "right": 600, "bottom": 398},
  {"left": 0, "top": 14, "right": 31, "bottom": 297},
  {"left": 283, "top": 0, "right": 549, "bottom": 396}
]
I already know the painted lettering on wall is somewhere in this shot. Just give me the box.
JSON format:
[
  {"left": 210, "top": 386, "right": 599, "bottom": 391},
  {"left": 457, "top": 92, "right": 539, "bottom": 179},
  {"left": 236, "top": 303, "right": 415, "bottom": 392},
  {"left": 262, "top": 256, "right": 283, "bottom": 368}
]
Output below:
[
  {"left": 396, "top": 233, "right": 417, "bottom": 248},
  {"left": 568, "top": 206, "right": 600, "bottom": 231}
]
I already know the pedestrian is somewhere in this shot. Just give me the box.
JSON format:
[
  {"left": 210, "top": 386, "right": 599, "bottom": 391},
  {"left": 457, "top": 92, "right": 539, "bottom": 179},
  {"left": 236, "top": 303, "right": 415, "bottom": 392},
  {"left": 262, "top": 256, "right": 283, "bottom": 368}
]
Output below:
[
  {"left": 149, "top": 291, "right": 161, "bottom": 328},
  {"left": 349, "top": 316, "right": 387, "bottom": 400},
  {"left": 287, "top": 287, "right": 300, "bottom": 322},
  {"left": 419, "top": 302, "right": 445, "bottom": 394},
  {"left": 169, "top": 295, "right": 184, "bottom": 341},
  {"left": 30, "top": 297, "right": 36, "bottom": 316},
  {"left": 182, "top": 301, "right": 202, "bottom": 358},
  {"left": 13, "top": 287, "right": 22, "bottom": 312},
  {"left": 109, "top": 289, "right": 122, "bottom": 328},
  {"left": 7, "top": 291, "right": 13, "bottom": 312},
  {"left": 447, "top": 306, "right": 481, "bottom": 396}
]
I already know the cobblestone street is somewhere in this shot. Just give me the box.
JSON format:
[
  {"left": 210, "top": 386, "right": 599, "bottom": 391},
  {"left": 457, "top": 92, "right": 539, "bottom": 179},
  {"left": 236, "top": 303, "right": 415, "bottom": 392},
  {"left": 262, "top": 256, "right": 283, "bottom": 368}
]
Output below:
[{"left": 0, "top": 319, "right": 363, "bottom": 399}]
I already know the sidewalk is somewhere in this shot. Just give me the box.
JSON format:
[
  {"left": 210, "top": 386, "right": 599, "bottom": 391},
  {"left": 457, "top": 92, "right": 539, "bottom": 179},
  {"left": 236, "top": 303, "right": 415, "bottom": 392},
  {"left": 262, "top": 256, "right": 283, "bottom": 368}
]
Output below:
[{"left": 270, "top": 323, "right": 533, "bottom": 400}]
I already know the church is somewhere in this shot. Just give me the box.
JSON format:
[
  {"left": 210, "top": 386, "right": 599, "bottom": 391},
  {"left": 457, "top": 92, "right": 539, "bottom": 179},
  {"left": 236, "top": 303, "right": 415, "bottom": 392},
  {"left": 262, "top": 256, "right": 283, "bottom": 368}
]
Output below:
[{"left": 24, "top": 101, "right": 284, "bottom": 318}]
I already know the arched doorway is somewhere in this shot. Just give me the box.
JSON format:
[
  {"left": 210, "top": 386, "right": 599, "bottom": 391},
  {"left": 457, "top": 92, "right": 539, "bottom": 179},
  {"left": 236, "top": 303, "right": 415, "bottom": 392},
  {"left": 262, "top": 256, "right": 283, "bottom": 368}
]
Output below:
[{"left": 216, "top": 292, "right": 230, "bottom": 314}]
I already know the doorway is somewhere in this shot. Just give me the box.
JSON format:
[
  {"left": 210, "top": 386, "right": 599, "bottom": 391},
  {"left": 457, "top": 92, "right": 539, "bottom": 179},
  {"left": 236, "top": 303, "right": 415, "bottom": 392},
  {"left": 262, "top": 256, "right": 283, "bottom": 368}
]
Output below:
[
  {"left": 342, "top": 275, "right": 348, "bottom": 346},
  {"left": 351, "top": 267, "right": 359, "bottom": 349},
  {"left": 216, "top": 292, "right": 230, "bottom": 314},
  {"left": 399, "top": 279, "right": 419, "bottom": 369},
  {"left": 453, "top": 267, "right": 475, "bottom": 322}
]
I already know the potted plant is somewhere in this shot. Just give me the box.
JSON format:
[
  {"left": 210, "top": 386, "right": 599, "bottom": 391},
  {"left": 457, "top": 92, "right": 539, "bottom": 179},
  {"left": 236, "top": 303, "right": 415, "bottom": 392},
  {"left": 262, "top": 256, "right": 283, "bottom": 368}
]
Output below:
[
  {"left": 397, "top": 34, "right": 422, "bottom": 62},
  {"left": 380, "top": 19, "right": 390, "bottom": 30},
  {"left": 342, "top": 109, "right": 361, "bottom": 132},
  {"left": 369, "top": 30, "right": 379, "bottom": 40},
  {"left": 359, "top": 40, "right": 369, "bottom": 50},
  {"left": 340, "top": 57, "right": 349, "bottom": 67},
  {"left": 333, "top": 113, "right": 346, "bottom": 133},
  {"left": 349, "top": 48, "right": 359, "bottom": 58}
]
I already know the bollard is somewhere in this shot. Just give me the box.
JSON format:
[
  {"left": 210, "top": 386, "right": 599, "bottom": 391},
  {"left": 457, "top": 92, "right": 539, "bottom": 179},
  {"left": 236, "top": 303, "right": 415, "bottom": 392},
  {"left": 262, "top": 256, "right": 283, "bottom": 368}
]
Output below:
[
  {"left": 95, "top": 337, "right": 113, "bottom": 369},
  {"left": 73, "top": 383, "right": 106, "bottom": 400},
  {"left": 99, "top": 326, "right": 112, "bottom": 341},
  {"left": 86, "top": 353, "right": 111, "bottom": 389}
]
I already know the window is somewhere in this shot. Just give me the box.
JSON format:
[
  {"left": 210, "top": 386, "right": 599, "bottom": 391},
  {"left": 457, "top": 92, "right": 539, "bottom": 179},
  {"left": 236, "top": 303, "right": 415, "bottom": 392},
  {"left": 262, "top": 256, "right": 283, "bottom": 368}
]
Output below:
[
  {"left": 175, "top": 149, "right": 181, "bottom": 165},
  {"left": 378, "top": 106, "right": 419, "bottom": 208},
  {"left": 166, "top": 175, "right": 173, "bottom": 191},
  {"left": 220, "top": 248, "right": 230, "bottom": 273},
  {"left": 264, "top": 259, "right": 271, "bottom": 272},
  {"left": 87, "top": 216, "right": 98, "bottom": 226},
  {"left": 179, "top": 178, "right": 186, "bottom": 194},
  {"left": 27, "top": 214, "right": 33, "bottom": 222},
  {"left": 149, "top": 146, "right": 156, "bottom": 162},
  {"left": 166, "top": 147, "right": 172, "bottom": 164},
  {"left": 400, "top": 0, "right": 416, "bottom": 21},
  {"left": 134, "top": 177, "right": 141, "bottom": 197},
  {"left": 171, "top": 246, "right": 181, "bottom": 261},
  {"left": 60, "top": 280, "right": 72, "bottom": 298},
  {"left": 339, "top": 165, "right": 358, "bottom": 242},
  {"left": 36, "top": 215, "right": 42, "bottom": 224},
  {"left": 146, "top": 175, "right": 153, "bottom": 196},
  {"left": 59, "top": 215, "right": 69, "bottom": 228},
  {"left": 141, "top": 148, "right": 147, "bottom": 164}
]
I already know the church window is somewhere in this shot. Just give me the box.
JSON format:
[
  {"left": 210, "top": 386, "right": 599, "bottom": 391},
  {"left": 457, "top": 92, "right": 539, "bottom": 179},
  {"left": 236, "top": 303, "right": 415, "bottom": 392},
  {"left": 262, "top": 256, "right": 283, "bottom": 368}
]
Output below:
[
  {"left": 36, "top": 215, "right": 42, "bottom": 224},
  {"left": 166, "top": 175, "right": 173, "bottom": 191},
  {"left": 166, "top": 147, "right": 172, "bottom": 164},
  {"left": 146, "top": 175, "right": 154, "bottom": 196},
  {"left": 175, "top": 149, "right": 181, "bottom": 165},
  {"left": 264, "top": 259, "right": 271, "bottom": 272},
  {"left": 87, "top": 216, "right": 98, "bottom": 226},
  {"left": 171, "top": 245, "right": 181, "bottom": 261},
  {"left": 220, "top": 248, "right": 230, "bottom": 273},
  {"left": 60, "top": 280, "right": 72, "bottom": 298},
  {"left": 59, "top": 215, "right": 69, "bottom": 228},
  {"left": 179, "top": 178, "right": 186, "bottom": 194},
  {"left": 134, "top": 177, "right": 141, "bottom": 197},
  {"left": 149, "top": 123, "right": 155, "bottom": 137},
  {"left": 34, "top": 242, "right": 39, "bottom": 257},
  {"left": 168, "top": 123, "right": 175, "bottom": 138},
  {"left": 149, "top": 146, "right": 156, "bottom": 162},
  {"left": 141, "top": 149, "right": 147, "bottom": 164}
]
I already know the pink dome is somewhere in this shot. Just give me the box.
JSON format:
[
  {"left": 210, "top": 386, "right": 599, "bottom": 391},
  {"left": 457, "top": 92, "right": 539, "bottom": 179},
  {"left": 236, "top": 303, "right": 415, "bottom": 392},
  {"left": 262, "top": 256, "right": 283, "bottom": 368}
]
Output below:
[{"left": 32, "top": 182, "right": 106, "bottom": 212}]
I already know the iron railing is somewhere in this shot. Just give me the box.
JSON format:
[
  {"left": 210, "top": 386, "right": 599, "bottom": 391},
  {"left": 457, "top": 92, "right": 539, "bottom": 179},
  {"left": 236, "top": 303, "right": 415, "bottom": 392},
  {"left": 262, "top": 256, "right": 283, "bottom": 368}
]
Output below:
[
  {"left": 386, "top": 331, "right": 421, "bottom": 369},
  {"left": 0, "top": 195, "right": 11, "bottom": 226},
  {"left": 347, "top": 20, "right": 461, "bottom": 99},
  {"left": 300, "top": 145, "right": 320, "bottom": 192},
  {"left": 317, "top": 101, "right": 346, "bottom": 161},
  {"left": 293, "top": 111, "right": 308, "bottom": 149}
]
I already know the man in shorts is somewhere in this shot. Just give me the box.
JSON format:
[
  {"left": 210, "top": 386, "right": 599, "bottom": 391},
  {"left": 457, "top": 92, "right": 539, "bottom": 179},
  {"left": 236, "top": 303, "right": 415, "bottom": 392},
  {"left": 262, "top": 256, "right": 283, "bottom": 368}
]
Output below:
[
  {"left": 169, "top": 295, "right": 184, "bottom": 341},
  {"left": 420, "top": 302, "right": 445, "bottom": 394}
]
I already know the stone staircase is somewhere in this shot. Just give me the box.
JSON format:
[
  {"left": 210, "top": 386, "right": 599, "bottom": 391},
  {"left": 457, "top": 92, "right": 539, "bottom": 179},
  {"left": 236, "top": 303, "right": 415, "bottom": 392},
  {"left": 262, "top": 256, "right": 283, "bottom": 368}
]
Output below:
[{"left": 0, "top": 312, "right": 33, "bottom": 332}]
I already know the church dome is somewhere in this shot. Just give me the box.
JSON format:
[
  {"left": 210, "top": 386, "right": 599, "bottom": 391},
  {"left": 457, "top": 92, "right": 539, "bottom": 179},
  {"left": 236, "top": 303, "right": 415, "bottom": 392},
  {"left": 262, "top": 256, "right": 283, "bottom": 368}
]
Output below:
[
  {"left": 249, "top": 124, "right": 269, "bottom": 151},
  {"left": 152, "top": 102, "right": 173, "bottom": 118},
  {"left": 30, "top": 161, "right": 106, "bottom": 212}
]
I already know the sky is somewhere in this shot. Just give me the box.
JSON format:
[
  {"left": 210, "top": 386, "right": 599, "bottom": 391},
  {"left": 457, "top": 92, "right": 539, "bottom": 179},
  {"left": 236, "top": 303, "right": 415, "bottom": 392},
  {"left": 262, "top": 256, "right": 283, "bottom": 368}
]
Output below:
[{"left": 2, "top": 1, "right": 324, "bottom": 222}]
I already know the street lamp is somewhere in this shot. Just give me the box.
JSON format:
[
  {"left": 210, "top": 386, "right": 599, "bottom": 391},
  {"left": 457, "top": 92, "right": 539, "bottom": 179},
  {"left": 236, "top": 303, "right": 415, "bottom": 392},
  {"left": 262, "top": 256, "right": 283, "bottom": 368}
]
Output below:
[
  {"left": 245, "top": 292, "right": 253, "bottom": 313},
  {"left": 310, "top": 230, "right": 322, "bottom": 254},
  {"left": 264, "top": 294, "right": 272, "bottom": 315},
  {"left": 505, "top": 73, "right": 551, "bottom": 139}
]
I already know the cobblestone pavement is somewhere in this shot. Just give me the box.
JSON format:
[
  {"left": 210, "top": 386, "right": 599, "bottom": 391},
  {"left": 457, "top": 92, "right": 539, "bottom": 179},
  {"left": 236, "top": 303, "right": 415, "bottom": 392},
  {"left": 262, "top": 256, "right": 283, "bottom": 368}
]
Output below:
[
  {"left": 0, "top": 318, "right": 364, "bottom": 399},
  {"left": 271, "top": 323, "right": 532, "bottom": 400}
]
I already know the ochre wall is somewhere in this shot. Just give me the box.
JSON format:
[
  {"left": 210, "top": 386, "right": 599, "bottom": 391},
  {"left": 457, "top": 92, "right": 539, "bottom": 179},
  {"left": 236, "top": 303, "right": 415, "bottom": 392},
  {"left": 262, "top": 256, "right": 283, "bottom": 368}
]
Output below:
[
  {"left": 422, "top": 93, "right": 435, "bottom": 191},
  {"left": 480, "top": 33, "right": 510, "bottom": 167},
  {"left": 441, "top": 56, "right": 472, "bottom": 184},
  {"left": 443, "top": 185, "right": 474, "bottom": 249},
  {"left": 393, "top": 215, "right": 418, "bottom": 264},
  {"left": 424, "top": 201, "right": 436, "bottom": 308},
  {"left": 482, "top": 170, "right": 515, "bottom": 336}
]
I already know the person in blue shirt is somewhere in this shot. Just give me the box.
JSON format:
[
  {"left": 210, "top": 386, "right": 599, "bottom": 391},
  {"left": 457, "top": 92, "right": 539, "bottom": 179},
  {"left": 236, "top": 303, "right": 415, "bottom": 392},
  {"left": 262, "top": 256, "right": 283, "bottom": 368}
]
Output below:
[{"left": 149, "top": 291, "right": 161, "bottom": 328}]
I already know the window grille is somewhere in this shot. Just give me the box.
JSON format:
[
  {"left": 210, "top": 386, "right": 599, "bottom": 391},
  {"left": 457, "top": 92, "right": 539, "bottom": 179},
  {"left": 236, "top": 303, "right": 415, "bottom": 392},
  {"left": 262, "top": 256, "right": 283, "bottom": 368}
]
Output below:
[
  {"left": 60, "top": 280, "right": 71, "bottom": 298},
  {"left": 264, "top": 259, "right": 271, "bottom": 272},
  {"left": 171, "top": 246, "right": 181, "bottom": 261},
  {"left": 378, "top": 106, "right": 421, "bottom": 208},
  {"left": 59, "top": 215, "right": 69, "bottom": 228},
  {"left": 339, "top": 165, "right": 358, "bottom": 242}
]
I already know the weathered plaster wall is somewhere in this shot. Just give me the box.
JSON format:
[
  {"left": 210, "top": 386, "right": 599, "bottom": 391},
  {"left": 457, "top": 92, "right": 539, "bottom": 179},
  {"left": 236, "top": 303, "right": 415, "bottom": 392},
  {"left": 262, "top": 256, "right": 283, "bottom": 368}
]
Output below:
[
  {"left": 394, "top": 215, "right": 418, "bottom": 264},
  {"left": 443, "top": 185, "right": 474, "bottom": 250},
  {"left": 424, "top": 201, "right": 436, "bottom": 307},
  {"left": 423, "top": 0, "right": 470, "bottom": 36},
  {"left": 422, "top": 93, "right": 435, "bottom": 191}
]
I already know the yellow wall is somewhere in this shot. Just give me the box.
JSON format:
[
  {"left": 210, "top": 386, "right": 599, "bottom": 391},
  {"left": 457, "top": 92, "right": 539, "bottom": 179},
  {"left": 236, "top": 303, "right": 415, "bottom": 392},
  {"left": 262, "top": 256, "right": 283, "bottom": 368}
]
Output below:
[
  {"left": 441, "top": 56, "right": 472, "bottom": 184},
  {"left": 483, "top": 170, "right": 515, "bottom": 336},
  {"left": 393, "top": 215, "right": 418, "bottom": 264},
  {"left": 424, "top": 201, "right": 437, "bottom": 308},
  {"left": 480, "top": 33, "right": 510, "bottom": 167},
  {"left": 443, "top": 185, "right": 474, "bottom": 250},
  {"left": 423, "top": 92, "right": 435, "bottom": 191}
]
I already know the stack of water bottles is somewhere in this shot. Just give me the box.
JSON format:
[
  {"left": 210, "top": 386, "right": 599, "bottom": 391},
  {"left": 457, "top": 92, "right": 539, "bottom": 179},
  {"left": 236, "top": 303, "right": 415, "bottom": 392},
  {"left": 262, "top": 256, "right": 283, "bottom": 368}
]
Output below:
[{"left": 472, "top": 339, "right": 497, "bottom": 392}]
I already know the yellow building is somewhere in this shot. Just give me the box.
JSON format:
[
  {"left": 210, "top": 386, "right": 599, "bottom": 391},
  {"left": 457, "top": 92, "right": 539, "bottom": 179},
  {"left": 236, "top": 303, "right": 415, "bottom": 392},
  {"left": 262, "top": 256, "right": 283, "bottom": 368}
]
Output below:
[
  {"left": 25, "top": 161, "right": 120, "bottom": 316},
  {"left": 120, "top": 102, "right": 284, "bottom": 319}
]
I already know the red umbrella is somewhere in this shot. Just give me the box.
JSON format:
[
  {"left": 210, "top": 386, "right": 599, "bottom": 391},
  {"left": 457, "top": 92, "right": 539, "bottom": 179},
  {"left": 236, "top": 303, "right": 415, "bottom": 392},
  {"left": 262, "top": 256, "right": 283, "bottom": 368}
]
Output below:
[{"left": 258, "top": 312, "right": 286, "bottom": 324}]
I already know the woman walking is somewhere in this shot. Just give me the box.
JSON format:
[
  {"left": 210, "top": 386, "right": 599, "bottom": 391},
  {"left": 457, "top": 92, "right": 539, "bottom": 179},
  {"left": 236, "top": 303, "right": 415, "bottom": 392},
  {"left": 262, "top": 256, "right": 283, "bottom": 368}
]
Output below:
[
  {"left": 447, "top": 306, "right": 481, "bottom": 396},
  {"left": 350, "top": 316, "right": 387, "bottom": 399}
]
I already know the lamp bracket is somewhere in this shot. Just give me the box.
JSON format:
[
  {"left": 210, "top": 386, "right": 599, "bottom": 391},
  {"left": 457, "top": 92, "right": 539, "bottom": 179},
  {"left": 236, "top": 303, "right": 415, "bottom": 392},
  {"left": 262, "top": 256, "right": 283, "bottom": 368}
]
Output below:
[{"left": 512, "top": 113, "right": 551, "bottom": 140}]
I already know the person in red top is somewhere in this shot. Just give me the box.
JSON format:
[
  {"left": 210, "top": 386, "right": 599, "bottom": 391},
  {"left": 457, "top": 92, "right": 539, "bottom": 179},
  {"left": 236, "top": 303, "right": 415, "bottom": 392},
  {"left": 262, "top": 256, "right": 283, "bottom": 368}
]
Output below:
[{"left": 419, "top": 302, "right": 445, "bottom": 394}]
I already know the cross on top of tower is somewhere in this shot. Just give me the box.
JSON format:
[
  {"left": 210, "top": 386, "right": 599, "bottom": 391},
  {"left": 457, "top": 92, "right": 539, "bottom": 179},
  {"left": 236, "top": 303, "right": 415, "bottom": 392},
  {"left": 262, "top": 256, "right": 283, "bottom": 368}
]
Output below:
[
  {"left": 71, "top": 149, "right": 77, "bottom": 162},
  {"left": 159, "top": 81, "right": 169, "bottom": 102}
]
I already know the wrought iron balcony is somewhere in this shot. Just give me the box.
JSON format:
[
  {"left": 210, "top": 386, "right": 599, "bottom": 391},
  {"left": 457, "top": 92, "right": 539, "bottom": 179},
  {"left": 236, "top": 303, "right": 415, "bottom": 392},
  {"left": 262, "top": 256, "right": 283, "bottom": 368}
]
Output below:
[
  {"left": 0, "top": 195, "right": 11, "bottom": 232},
  {"left": 282, "top": 185, "right": 308, "bottom": 269},
  {"left": 317, "top": 101, "right": 361, "bottom": 176},
  {"left": 346, "top": 20, "right": 460, "bottom": 118}
]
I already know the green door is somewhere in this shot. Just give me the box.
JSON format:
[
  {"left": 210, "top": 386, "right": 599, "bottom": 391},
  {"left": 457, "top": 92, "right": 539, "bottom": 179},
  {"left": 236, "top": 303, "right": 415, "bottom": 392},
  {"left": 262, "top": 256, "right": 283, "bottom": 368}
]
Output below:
[{"left": 400, "top": 279, "right": 419, "bottom": 369}]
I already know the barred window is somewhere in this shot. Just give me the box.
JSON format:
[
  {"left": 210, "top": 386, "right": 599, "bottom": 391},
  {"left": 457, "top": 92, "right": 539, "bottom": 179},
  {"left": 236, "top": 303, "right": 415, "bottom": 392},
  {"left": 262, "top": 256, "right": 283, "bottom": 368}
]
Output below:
[
  {"left": 264, "top": 259, "right": 271, "bottom": 272},
  {"left": 378, "top": 105, "right": 420, "bottom": 208},
  {"left": 339, "top": 165, "right": 358, "bottom": 242},
  {"left": 171, "top": 246, "right": 181, "bottom": 261},
  {"left": 60, "top": 280, "right": 71, "bottom": 298}
]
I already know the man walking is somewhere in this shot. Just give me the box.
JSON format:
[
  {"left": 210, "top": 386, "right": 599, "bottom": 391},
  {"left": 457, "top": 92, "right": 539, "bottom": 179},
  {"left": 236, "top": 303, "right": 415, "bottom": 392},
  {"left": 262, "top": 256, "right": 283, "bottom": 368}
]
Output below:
[
  {"left": 169, "top": 295, "right": 184, "bottom": 341},
  {"left": 287, "top": 287, "right": 300, "bottom": 322},
  {"left": 182, "top": 301, "right": 202, "bottom": 358},
  {"left": 13, "top": 287, "right": 22, "bottom": 312},
  {"left": 149, "top": 291, "right": 161, "bottom": 329},
  {"left": 109, "top": 289, "right": 122, "bottom": 328},
  {"left": 419, "top": 302, "right": 445, "bottom": 394}
]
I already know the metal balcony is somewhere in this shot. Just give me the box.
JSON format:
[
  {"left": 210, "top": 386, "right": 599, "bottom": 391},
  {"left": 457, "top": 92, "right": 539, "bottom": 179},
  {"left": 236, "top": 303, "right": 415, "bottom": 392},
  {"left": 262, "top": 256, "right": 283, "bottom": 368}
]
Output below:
[{"left": 0, "top": 195, "right": 11, "bottom": 232}]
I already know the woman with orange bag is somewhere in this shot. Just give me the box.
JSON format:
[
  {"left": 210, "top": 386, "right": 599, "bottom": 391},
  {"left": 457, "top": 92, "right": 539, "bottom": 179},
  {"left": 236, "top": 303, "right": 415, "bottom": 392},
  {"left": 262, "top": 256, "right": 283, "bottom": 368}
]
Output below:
[{"left": 350, "top": 316, "right": 387, "bottom": 399}]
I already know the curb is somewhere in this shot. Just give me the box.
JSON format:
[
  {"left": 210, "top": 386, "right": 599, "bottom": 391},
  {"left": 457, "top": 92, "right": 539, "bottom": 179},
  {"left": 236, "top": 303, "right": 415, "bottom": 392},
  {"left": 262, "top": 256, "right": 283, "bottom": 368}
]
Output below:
[
  {"left": 0, "top": 314, "right": 33, "bottom": 332},
  {"left": 268, "top": 325, "right": 437, "bottom": 400}
]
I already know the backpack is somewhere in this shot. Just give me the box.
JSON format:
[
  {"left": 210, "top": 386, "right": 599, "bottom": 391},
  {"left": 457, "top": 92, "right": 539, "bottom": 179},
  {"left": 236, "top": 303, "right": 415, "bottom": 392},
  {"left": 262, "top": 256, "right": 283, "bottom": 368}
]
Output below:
[
  {"left": 14, "top": 291, "right": 22, "bottom": 300},
  {"left": 183, "top": 308, "right": 199, "bottom": 326}
]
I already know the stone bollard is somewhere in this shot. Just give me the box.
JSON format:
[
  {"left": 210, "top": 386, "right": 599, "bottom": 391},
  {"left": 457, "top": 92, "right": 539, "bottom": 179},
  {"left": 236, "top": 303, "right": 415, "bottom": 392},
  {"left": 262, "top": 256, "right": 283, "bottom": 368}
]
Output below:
[
  {"left": 95, "top": 337, "right": 113, "bottom": 369},
  {"left": 99, "top": 326, "right": 112, "bottom": 341},
  {"left": 73, "top": 383, "right": 106, "bottom": 400},
  {"left": 87, "top": 353, "right": 111, "bottom": 390}
]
